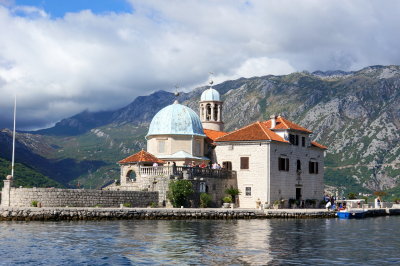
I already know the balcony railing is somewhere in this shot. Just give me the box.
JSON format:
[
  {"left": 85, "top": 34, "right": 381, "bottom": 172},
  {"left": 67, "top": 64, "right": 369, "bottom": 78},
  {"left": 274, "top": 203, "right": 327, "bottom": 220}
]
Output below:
[{"left": 138, "top": 166, "right": 236, "bottom": 179}]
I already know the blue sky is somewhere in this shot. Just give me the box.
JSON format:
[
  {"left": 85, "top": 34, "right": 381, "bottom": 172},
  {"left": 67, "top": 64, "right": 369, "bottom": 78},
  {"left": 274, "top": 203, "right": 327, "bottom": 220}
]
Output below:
[
  {"left": 1, "top": 0, "right": 400, "bottom": 130},
  {"left": 14, "top": 0, "right": 133, "bottom": 17}
]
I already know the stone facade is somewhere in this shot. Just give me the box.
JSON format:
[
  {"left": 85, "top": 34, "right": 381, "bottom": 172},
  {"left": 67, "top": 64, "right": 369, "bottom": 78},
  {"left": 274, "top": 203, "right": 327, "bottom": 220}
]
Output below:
[
  {"left": 215, "top": 140, "right": 324, "bottom": 208},
  {"left": 109, "top": 165, "right": 237, "bottom": 207},
  {"left": 147, "top": 135, "right": 205, "bottom": 165},
  {"left": 1, "top": 187, "right": 158, "bottom": 208}
]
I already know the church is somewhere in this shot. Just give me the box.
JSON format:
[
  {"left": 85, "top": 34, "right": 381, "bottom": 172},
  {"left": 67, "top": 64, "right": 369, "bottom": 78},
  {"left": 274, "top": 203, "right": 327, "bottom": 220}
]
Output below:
[{"left": 113, "top": 83, "right": 326, "bottom": 208}]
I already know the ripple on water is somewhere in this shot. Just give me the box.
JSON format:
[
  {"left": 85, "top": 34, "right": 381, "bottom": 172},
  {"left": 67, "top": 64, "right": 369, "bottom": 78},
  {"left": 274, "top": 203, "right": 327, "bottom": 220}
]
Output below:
[{"left": 0, "top": 217, "right": 399, "bottom": 265}]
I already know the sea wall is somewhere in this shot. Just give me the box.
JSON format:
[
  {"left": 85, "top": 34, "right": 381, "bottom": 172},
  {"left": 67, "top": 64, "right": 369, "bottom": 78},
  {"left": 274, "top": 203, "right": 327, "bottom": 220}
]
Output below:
[
  {"left": 1, "top": 207, "right": 399, "bottom": 221},
  {"left": 1, "top": 187, "right": 158, "bottom": 208},
  {"left": 0, "top": 207, "right": 267, "bottom": 221}
]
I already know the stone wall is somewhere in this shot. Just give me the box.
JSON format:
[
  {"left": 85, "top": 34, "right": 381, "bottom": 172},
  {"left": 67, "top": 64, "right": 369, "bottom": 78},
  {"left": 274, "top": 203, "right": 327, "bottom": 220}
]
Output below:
[
  {"left": 215, "top": 142, "right": 269, "bottom": 208},
  {"left": 2, "top": 187, "right": 158, "bottom": 208},
  {"left": 215, "top": 140, "right": 325, "bottom": 208},
  {"left": 0, "top": 207, "right": 267, "bottom": 221}
]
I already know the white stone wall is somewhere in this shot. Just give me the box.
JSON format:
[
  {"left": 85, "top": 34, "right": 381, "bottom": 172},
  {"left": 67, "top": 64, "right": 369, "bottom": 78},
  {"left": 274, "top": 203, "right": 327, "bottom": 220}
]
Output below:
[
  {"left": 269, "top": 142, "right": 324, "bottom": 205},
  {"left": 215, "top": 141, "right": 325, "bottom": 208},
  {"left": 215, "top": 142, "right": 269, "bottom": 208}
]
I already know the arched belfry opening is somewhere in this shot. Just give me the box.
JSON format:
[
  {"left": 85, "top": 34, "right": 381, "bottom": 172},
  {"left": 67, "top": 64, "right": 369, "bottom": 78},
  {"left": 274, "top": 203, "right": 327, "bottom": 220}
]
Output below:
[{"left": 199, "top": 78, "right": 224, "bottom": 131}]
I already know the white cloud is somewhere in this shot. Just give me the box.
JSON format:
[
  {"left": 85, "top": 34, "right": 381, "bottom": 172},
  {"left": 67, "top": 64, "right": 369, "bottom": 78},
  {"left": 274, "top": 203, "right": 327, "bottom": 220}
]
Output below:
[
  {"left": 0, "top": 0, "right": 400, "bottom": 129},
  {"left": 213, "top": 57, "right": 295, "bottom": 84}
]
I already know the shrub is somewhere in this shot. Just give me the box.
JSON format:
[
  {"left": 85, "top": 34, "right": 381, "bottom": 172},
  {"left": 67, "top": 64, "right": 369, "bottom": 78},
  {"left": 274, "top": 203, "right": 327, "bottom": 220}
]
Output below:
[
  {"left": 200, "top": 193, "right": 212, "bottom": 208},
  {"left": 225, "top": 187, "right": 241, "bottom": 203},
  {"left": 31, "top": 200, "right": 38, "bottom": 207},
  {"left": 305, "top": 199, "right": 317, "bottom": 206},
  {"left": 150, "top": 202, "right": 158, "bottom": 208},
  {"left": 123, "top": 202, "right": 132, "bottom": 207},
  {"left": 347, "top": 192, "right": 357, "bottom": 199},
  {"left": 288, "top": 198, "right": 296, "bottom": 206},
  {"left": 167, "top": 180, "right": 194, "bottom": 208},
  {"left": 374, "top": 191, "right": 387, "bottom": 197},
  {"left": 223, "top": 196, "right": 232, "bottom": 203}
]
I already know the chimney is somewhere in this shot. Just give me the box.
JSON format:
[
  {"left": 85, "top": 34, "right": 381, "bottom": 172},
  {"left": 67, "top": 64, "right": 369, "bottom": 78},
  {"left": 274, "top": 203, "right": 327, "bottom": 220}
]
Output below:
[{"left": 270, "top": 115, "right": 276, "bottom": 129}]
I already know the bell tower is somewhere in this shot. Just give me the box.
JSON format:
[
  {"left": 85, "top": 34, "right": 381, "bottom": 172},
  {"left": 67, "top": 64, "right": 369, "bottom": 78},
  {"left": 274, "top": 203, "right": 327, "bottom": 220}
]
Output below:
[{"left": 199, "top": 79, "right": 224, "bottom": 131}]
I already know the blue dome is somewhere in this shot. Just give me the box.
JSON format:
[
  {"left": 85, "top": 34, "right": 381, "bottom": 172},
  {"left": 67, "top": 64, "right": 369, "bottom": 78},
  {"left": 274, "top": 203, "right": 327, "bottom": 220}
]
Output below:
[
  {"left": 147, "top": 103, "right": 205, "bottom": 137},
  {"left": 201, "top": 88, "right": 220, "bottom": 101}
]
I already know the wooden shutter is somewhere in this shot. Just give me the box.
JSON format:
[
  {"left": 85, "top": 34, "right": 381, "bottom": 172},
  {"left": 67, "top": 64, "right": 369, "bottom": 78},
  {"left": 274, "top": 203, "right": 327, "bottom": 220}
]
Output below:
[{"left": 241, "top": 157, "right": 249, "bottom": 169}]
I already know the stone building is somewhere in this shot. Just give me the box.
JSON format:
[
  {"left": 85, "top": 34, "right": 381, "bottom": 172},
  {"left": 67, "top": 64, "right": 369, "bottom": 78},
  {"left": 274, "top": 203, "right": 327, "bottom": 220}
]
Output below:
[
  {"left": 115, "top": 84, "right": 326, "bottom": 208},
  {"left": 214, "top": 117, "right": 326, "bottom": 208}
]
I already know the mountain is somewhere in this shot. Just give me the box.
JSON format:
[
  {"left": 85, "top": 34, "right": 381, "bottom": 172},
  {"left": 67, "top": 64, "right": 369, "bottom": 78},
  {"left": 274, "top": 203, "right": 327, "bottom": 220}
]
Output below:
[
  {"left": 0, "top": 157, "right": 62, "bottom": 188},
  {"left": 1, "top": 65, "right": 399, "bottom": 195}
]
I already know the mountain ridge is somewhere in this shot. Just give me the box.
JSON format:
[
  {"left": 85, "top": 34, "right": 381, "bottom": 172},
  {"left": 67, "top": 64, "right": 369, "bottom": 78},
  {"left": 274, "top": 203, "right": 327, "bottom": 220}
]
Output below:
[{"left": 1, "top": 65, "right": 399, "bottom": 195}]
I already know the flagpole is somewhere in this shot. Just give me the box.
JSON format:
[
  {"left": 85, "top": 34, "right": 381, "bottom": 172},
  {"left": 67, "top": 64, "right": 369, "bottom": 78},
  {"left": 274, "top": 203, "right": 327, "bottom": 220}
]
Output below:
[{"left": 11, "top": 94, "right": 16, "bottom": 177}]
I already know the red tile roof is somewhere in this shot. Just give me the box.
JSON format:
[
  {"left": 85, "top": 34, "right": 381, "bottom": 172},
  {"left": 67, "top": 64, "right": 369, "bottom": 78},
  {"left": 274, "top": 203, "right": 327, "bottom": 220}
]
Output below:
[
  {"left": 215, "top": 121, "right": 288, "bottom": 142},
  {"left": 204, "top": 129, "right": 228, "bottom": 141},
  {"left": 263, "top": 116, "right": 312, "bottom": 133},
  {"left": 311, "top": 141, "right": 328, "bottom": 150},
  {"left": 118, "top": 149, "right": 165, "bottom": 164}
]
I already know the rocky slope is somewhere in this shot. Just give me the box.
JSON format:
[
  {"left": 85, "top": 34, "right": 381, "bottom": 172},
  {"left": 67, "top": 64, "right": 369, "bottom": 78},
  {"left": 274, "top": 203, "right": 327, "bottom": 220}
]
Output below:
[{"left": 1, "top": 65, "right": 399, "bottom": 194}]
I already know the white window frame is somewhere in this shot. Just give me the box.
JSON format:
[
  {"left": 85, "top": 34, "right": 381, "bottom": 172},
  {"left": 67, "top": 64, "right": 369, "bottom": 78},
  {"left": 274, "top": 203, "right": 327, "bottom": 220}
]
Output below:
[{"left": 244, "top": 185, "right": 253, "bottom": 197}]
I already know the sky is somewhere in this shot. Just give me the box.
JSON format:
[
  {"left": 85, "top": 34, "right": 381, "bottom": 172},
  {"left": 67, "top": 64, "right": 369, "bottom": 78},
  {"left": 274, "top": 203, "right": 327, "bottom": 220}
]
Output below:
[{"left": 1, "top": 0, "right": 400, "bottom": 130}]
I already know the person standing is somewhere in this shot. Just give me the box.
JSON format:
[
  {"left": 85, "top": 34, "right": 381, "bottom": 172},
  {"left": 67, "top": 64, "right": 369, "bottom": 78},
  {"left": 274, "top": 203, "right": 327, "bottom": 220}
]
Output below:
[{"left": 172, "top": 161, "right": 177, "bottom": 175}]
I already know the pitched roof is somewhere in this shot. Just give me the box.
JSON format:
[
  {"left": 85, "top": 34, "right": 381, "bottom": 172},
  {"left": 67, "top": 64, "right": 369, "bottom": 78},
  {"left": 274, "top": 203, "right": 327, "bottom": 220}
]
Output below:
[
  {"left": 311, "top": 141, "right": 328, "bottom": 150},
  {"left": 263, "top": 116, "right": 312, "bottom": 133},
  {"left": 118, "top": 150, "right": 164, "bottom": 164},
  {"left": 215, "top": 121, "right": 288, "bottom": 142},
  {"left": 204, "top": 129, "right": 228, "bottom": 141}
]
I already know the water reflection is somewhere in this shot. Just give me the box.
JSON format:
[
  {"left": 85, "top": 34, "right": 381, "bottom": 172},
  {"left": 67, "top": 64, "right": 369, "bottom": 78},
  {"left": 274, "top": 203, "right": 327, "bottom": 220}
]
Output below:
[{"left": 0, "top": 217, "right": 399, "bottom": 265}]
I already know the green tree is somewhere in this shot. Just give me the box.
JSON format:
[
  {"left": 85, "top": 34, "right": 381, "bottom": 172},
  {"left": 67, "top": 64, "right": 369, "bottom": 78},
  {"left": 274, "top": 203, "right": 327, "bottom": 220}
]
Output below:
[
  {"left": 200, "top": 193, "right": 212, "bottom": 208},
  {"left": 347, "top": 192, "right": 357, "bottom": 199},
  {"left": 167, "top": 180, "right": 194, "bottom": 207},
  {"left": 225, "top": 186, "right": 241, "bottom": 204}
]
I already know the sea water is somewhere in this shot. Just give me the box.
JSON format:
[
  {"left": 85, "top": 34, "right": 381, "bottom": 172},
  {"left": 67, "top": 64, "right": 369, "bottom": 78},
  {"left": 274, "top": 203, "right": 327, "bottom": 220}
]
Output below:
[{"left": 0, "top": 216, "right": 399, "bottom": 265}]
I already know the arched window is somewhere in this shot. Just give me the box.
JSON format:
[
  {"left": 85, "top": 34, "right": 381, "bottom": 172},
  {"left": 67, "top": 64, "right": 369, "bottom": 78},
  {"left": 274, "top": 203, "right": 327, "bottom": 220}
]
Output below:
[
  {"left": 206, "top": 104, "right": 211, "bottom": 121},
  {"left": 213, "top": 104, "right": 218, "bottom": 121},
  {"left": 126, "top": 170, "right": 136, "bottom": 182}
]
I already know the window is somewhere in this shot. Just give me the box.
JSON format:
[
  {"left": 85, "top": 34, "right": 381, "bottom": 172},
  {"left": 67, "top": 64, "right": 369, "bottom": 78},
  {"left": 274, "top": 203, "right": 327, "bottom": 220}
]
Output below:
[
  {"left": 206, "top": 104, "right": 211, "bottom": 121},
  {"left": 240, "top": 157, "right": 249, "bottom": 170},
  {"left": 158, "top": 140, "right": 165, "bottom": 153},
  {"left": 302, "top": 137, "right": 305, "bottom": 147},
  {"left": 127, "top": 170, "right": 136, "bottom": 182},
  {"left": 213, "top": 104, "right": 218, "bottom": 121},
  {"left": 199, "top": 182, "right": 206, "bottom": 193},
  {"left": 297, "top": 160, "right": 301, "bottom": 171},
  {"left": 223, "top": 161, "right": 232, "bottom": 170},
  {"left": 278, "top": 157, "right": 289, "bottom": 171},
  {"left": 309, "top": 161, "right": 319, "bottom": 174},
  {"left": 245, "top": 187, "right": 252, "bottom": 196},
  {"left": 289, "top": 134, "right": 299, "bottom": 145}
]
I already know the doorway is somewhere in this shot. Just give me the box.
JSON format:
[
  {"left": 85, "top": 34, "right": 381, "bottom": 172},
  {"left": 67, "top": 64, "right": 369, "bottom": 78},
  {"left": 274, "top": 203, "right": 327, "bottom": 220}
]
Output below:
[{"left": 296, "top": 188, "right": 302, "bottom": 201}]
